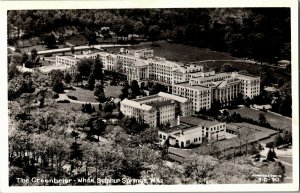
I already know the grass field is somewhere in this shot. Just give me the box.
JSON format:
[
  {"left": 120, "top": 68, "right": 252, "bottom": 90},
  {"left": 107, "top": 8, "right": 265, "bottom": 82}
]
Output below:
[
  {"left": 277, "top": 156, "right": 292, "bottom": 164},
  {"left": 107, "top": 41, "right": 237, "bottom": 63},
  {"left": 67, "top": 88, "right": 99, "bottom": 103},
  {"left": 104, "top": 85, "right": 122, "bottom": 98},
  {"left": 227, "top": 107, "right": 292, "bottom": 130}
]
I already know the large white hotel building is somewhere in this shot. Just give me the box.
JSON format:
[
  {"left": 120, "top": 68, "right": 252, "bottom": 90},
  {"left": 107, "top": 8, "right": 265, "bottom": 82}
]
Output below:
[{"left": 53, "top": 48, "right": 260, "bottom": 112}]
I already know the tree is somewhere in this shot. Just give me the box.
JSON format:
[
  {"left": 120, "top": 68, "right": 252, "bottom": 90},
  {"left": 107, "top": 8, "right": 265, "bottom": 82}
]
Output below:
[
  {"left": 21, "top": 52, "right": 29, "bottom": 64},
  {"left": 50, "top": 69, "right": 64, "bottom": 82},
  {"left": 149, "top": 83, "right": 167, "bottom": 95},
  {"left": 147, "top": 25, "right": 160, "bottom": 43},
  {"left": 87, "top": 74, "right": 95, "bottom": 90},
  {"left": 52, "top": 79, "right": 64, "bottom": 93},
  {"left": 71, "top": 46, "right": 75, "bottom": 54},
  {"left": 94, "top": 83, "right": 106, "bottom": 103},
  {"left": 72, "top": 73, "right": 82, "bottom": 86},
  {"left": 267, "top": 161, "right": 286, "bottom": 183},
  {"left": 267, "top": 148, "right": 277, "bottom": 162},
  {"left": 130, "top": 80, "right": 140, "bottom": 97},
  {"left": 134, "top": 21, "right": 145, "bottom": 37},
  {"left": 274, "top": 133, "right": 284, "bottom": 147},
  {"left": 171, "top": 26, "right": 186, "bottom": 43},
  {"left": 44, "top": 34, "right": 56, "bottom": 48},
  {"left": 92, "top": 118, "right": 106, "bottom": 141},
  {"left": 103, "top": 103, "right": 114, "bottom": 114},
  {"left": 92, "top": 58, "right": 103, "bottom": 82},
  {"left": 184, "top": 155, "right": 218, "bottom": 184},
  {"left": 64, "top": 72, "right": 72, "bottom": 86},
  {"left": 30, "top": 48, "right": 38, "bottom": 61},
  {"left": 85, "top": 30, "right": 97, "bottom": 46},
  {"left": 282, "top": 129, "right": 292, "bottom": 145},
  {"left": 119, "top": 85, "right": 129, "bottom": 100},
  {"left": 258, "top": 113, "right": 267, "bottom": 125},
  {"left": 77, "top": 58, "right": 94, "bottom": 78}
]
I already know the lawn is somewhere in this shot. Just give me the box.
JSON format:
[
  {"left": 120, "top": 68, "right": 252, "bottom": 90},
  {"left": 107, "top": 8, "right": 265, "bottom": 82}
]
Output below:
[
  {"left": 227, "top": 107, "right": 292, "bottom": 130},
  {"left": 104, "top": 85, "right": 123, "bottom": 98},
  {"left": 106, "top": 41, "right": 237, "bottom": 63},
  {"left": 67, "top": 88, "right": 99, "bottom": 103},
  {"left": 277, "top": 156, "right": 292, "bottom": 165}
]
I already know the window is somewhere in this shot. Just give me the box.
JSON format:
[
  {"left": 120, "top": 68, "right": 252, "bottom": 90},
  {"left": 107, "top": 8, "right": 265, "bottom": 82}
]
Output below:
[
  {"left": 163, "top": 135, "right": 166, "bottom": 140},
  {"left": 159, "top": 134, "right": 162, "bottom": 138},
  {"left": 186, "top": 140, "right": 190, "bottom": 145}
]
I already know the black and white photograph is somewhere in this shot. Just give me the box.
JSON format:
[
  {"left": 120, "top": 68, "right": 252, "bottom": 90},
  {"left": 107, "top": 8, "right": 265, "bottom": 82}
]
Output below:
[{"left": 1, "top": 0, "right": 299, "bottom": 192}]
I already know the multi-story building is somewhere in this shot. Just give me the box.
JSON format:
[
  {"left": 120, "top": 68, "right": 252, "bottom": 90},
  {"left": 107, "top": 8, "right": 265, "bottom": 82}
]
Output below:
[
  {"left": 56, "top": 55, "right": 79, "bottom": 67},
  {"left": 74, "top": 51, "right": 118, "bottom": 71},
  {"left": 172, "top": 82, "right": 212, "bottom": 111},
  {"left": 173, "top": 71, "right": 260, "bottom": 111},
  {"left": 158, "top": 116, "right": 226, "bottom": 148},
  {"left": 55, "top": 55, "right": 79, "bottom": 76},
  {"left": 236, "top": 73, "right": 260, "bottom": 99},
  {"left": 120, "top": 92, "right": 192, "bottom": 128}
]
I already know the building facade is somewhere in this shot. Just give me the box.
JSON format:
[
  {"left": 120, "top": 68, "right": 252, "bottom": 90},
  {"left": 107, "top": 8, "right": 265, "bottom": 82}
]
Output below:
[
  {"left": 173, "top": 71, "right": 260, "bottom": 111},
  {"left": 158, "top": 116, "right": 226, "bottom": 148},
  {"left": 120, "top": 92, "right": 192, "bottom": 128}
]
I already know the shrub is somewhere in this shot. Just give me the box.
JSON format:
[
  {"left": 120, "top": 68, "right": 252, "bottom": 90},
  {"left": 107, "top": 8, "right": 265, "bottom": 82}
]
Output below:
[
  {"left": 67, "top": 95, "right": 78, "bottom": 100},
  {"left": 43, "top": 53, "right": 52, "bottom": 57},
  {"left": 57, "top": 99, "right": 70, "bottom": 103},
  {"left": 52, "top": 93, "right": 59, "bottom": 99},
  {"left": 266, "top": 141, "right": 275, "bottom": 148}
]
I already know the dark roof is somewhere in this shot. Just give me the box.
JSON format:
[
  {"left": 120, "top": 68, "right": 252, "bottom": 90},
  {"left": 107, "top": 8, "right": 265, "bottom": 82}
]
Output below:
[
  {"left": 148, "top": 100, "right": 174, "bottom": 107},
  {"left": 134, "top": 94, "right": 160, "bottom": 102}
]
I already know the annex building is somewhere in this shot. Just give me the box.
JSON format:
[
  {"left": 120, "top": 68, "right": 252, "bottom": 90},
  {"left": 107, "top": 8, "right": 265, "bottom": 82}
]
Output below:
[
  {"left": 120, "top": 92, "right": 192, "bottom": 128},
  {"left": 158, "top": 115, "right": 226, "bottom": 148}
]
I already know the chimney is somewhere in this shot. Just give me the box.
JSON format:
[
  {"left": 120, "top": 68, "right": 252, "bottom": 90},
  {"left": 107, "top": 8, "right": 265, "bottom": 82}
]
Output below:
[{"left": 177, "top": 115, "right": 180, "bottom": 126}]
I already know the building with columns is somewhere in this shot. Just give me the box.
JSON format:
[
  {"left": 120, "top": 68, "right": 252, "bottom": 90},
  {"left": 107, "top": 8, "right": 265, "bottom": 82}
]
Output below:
[{"left": 173, "top": 71, "right": 260, "bottom": 112}]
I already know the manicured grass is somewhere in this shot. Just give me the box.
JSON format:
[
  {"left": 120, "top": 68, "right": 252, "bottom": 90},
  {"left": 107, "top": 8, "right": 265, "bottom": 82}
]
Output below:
[
  {"left": 104, "top": 85, "right": 123, "bottom": 98},
  {"left": 227, "top": 107, "right": 292, "bottom": 130},
  {"left": 277, "top": 156, "right": 292, "bottom": 165},
  {"left": 67, "top": 88, "right": 99, "bottom": 103},
  {"left": 106, "top": 41, "right": 237, "bottom": 63}
]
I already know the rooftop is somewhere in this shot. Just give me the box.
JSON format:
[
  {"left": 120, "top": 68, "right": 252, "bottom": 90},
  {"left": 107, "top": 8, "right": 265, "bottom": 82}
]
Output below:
[
  {"left": 148, "top": 100, "right": 174, "bottom": 107},
  {"left": 121, "top": 99, "right": 153, "bottom": 111},
  {"left": 57, "top": 55, "right": 80, "bottom": 61},
  {"left": 174, "top": 82, "right": 210, "bottom": 91},
  {"left": 39, "top": 64, "right": 75, "bottom": 73},
  {"left": 236, "top": 73, "right": 260, "bottom": 80},
  {"left": 158, "top": 92, "right": 188, "bottom": 103},
  {"left": 134, "top": 94, "right": 161, "bottom": 102},
  {"left": 180, "top": 116, "right": 222, "bottom": 128},
  {"left": 134, "top": 60, "right": 148, "bottom": 67}
]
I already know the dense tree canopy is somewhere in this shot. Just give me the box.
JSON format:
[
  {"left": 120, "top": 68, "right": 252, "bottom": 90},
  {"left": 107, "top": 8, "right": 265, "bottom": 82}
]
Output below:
[{"left": 8, "top": 8, "right": 290, "bottom": 63}]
